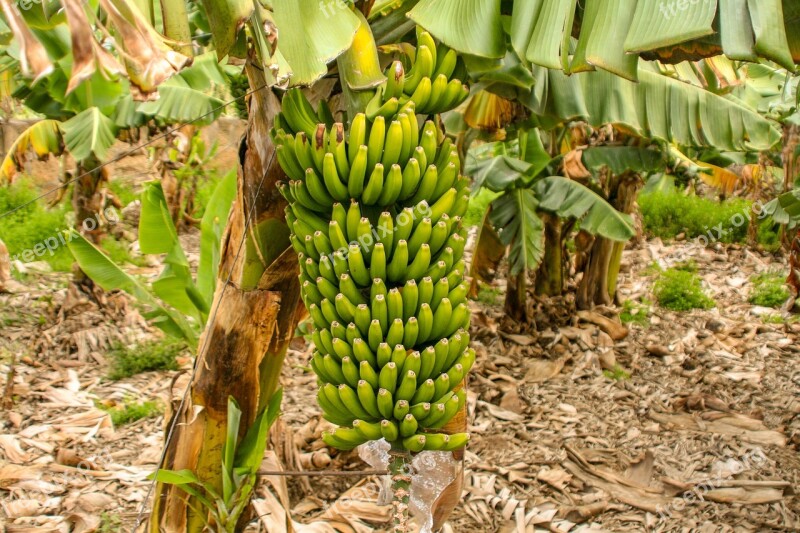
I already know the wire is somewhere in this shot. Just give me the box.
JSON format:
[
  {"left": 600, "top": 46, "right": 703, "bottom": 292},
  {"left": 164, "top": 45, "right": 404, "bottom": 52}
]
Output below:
[
  {"left": 0, "top": 83, "right": 269, "bottom": 221},
  {"left": 132, "top": 144, "right": 276, "bottom": 531}
]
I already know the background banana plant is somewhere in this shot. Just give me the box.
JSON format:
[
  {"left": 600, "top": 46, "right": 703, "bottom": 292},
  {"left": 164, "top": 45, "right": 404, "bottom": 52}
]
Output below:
[{"left": 67, "top": 174, "right": 236, "bottom": 346}]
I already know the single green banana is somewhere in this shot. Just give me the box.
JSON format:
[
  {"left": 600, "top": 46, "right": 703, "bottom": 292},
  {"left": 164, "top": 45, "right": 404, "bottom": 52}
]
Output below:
[
  {"left": 348, "top": 113, "right": 367, "bottom": 161},
  {"left": 356, "top": 380, "right": 381, "bottom": 418},
  {"left": 419, "top": 346, "right": 437, "bottom": 382},
  {"left": 353, "top": 338, "right": 377, "bottom": 368},
  {"left": 399, "top": 413, "right": 419, "bottom": 437},
  {"left": 403, "top": 317, "right": 419, "bottom": 347},
  {"left": 402, "top": 280, "right": 419, "bottom": 321},
  {"left": 381, "top": 419, "right": 399, "bottom": 441},
  {"left": 405, "top": 243, "right": 431, "bottom": 282},
  {"left": 376, "top": 342, "right": 392, "bottom": 368},
  {"left": 348, "top": 145, "right": 369, "bottom": 198},
  {"left": 371, "top": 294, "right": 388, "bottom": 333},
  {"left": 341, "top": 356, "right": 360, "bottom": 388},
  {"left": 377, "top": 164, "right": 403, "bottom": 206},
  {"left": 367, "top": 116, "right": 386, "bottom": 170},
  {"left": 399, "top": 158, "right": 422, "bottom": 201},
  {"left": 385, "top": 319, "right": 404, "bottom": 347},
  {"left": 407, "top": 217, "right": 432, "bottom": 257},
  {"left": 353, "top": 419, "right": 383, "bottom": 441},
  {"left": 359, "top": 361, "right": 379, "bottom": 389},
  {"left": 362, "top": 163, "right": 385, "bottom": 206},
  {"left": 410, "top": 402, "right": 431, "bottom": 421},
  {"left": 387, "top": 240, "right": 409, "bottom": 284},
  {"left": 347, "top": 245, "right": 371, "bottom": 287},
  {"left": 377, "top": 388, "right": 394, "bottom": 419},
  {"left": 323, "top": 153, "right": 349, "bottom": 203},
  {"left": 402, "top": 435, "right": 426, "bottom": 453},
  {"left": 334, "top": 293, "right": 356, "bottom": 324},
  {"left": 370, "top": 243, "right": 387, "bottom": 281},
  {"left": 370, "top": 278, "right": 388, "bottom": 302},
  {"left": 378, "top": 362, "right": 398, "bottom": 395},
  {"left": 393, "top": 399, "right": 410, "bottom": 420},
  {"left": 376, "top": 212, "right": 394, "bottom": 257}
]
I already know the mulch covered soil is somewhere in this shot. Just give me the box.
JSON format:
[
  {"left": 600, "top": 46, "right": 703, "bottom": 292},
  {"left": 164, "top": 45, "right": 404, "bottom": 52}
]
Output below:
[{"left": 1, "top": 237, "right": 798, "bottom": 532}]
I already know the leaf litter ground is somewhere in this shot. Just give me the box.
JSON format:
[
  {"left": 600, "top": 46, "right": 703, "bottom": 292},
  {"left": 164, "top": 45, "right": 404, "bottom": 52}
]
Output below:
[{"left": 0, "top": 236, "right": 798, "bottom": 532}]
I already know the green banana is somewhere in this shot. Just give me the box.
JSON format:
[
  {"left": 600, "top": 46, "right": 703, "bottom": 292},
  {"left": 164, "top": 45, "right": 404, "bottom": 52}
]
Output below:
[
  {"left": 348, "top": 145, "right": 369, "bottom": 198},
  {"left": 362, "top": 163, "right": 384, "bottom": 205},
  {"left": 357, "top": 380, "right": 381, "bottom": 418},
  {"left": 377, "top": 388, "right": 394, "bottom": 419},
  {"left": 367, "top": 116, "right": 386, "bottom": 170},
  {"left": 393, "top": 399, "right": 410, "bottom": 420},
  {"left": 353, "top": 339, "right": 377, "bottom": 368},
  {"left": 323, "top": 153, "right": 349, "bottom": 203},
  {"left": 348, "top": 113, "right": 367, "bottom": 161},
  {"left": 377, "top": 164, "right": 403, "bottom": 206},
  {"left": 399, "top": 413, "right": 418, "bottom": 437},
  {"left": 341, "top": 356, "right": 360, "bottom": 387}
]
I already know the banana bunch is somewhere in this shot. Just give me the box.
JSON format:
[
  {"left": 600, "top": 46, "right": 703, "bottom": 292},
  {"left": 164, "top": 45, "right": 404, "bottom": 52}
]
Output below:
[
  {"left": 366, "top": 29, "right": 469, "bottom": 120},
  {"left": 272, "top": 27, "right": 473, "bottom": 454}
]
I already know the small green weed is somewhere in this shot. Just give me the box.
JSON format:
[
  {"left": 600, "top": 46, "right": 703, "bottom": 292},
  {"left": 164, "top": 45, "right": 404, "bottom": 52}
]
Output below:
[
  {"left": 620, "top": 299, "right": 651, "bottom": 326},
  {"left": 641, "top": 261, "right": 663, "bottom": 276},
  {"left": 107, "top": 340, "right": 184, "bottom": 380},
  {"left": 103, "top": 400, "right": 163, "bottom": 426},
  {"left": 749, "top": 272, "right": 790, "bottom": 308},
  {"left": 476, "top": 284, "right": 502, "bottom": 305},
  {"left": 654, "top": 268, "right": 715, "bottom": 311},
  {"left": 761, "top": 314, "right": 800, "bottom": 324},
  {"left": 99, "top": 512, "right": 122, "bottom": 533},
  {"left": 603, "top": 365, "right": 631, "bottom": 381}
]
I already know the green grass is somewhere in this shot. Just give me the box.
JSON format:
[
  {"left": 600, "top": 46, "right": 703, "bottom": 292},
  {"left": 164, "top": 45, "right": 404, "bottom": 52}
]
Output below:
[
  {"left": 463, "top": 189, "right": 500, "bottom": 228},
  {"left": 107, "top": 340, "right": 185, "bottom": 380},
  {"left": 99, "top": 512, "right": 122, "bottom": 533},
  {"left": 0, "top": 177, "right": 73, "bottom": 271},
  {"left": 98, "top": 235, "right": 146, "bottom": 267},
  {"left": 102, "top": 400, "right": 163, "bottom": 426},
  {"left": 639, "top": 190, "right": 779, "bottom": 246},
  {"left": 761, "top": 314, "right": 800, "bottom": 324},
  {"left": 749, "top": 272, "right": 790, "bottom": 308},
  {"left": 603, "top": 365, "right": 631, "bottom": 381},
  {"left": 654, "top": 268, "right": 716, "bottom": 311},
  {"left": 108, "top": 180, "right": 138, "bottom": 207},
  {"left": 620, "top": 299, "right": 651, "bottom": 326},
  {"left": 476, "top": 284, "right": 502, "bottom": 305}
]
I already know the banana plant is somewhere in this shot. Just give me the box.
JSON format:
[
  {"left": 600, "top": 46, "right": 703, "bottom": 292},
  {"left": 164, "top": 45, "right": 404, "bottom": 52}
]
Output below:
[
  {"left": 152, "top": 390, "right": 283, "bottom": 533},
  {"left": 467, "top": 128, "right": 660, "bottom": 317},
  {"left": 67, "top": 173, "right": 237, "bottom": 347}
]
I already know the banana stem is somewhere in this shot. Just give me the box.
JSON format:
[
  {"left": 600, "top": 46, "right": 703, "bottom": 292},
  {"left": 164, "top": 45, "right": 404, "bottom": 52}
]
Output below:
[{"left": 389, "top": 451, "right": 412, "bottom": 532}]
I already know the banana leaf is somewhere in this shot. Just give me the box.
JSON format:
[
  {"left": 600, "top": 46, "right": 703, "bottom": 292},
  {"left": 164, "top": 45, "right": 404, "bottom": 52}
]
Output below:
[
  {"left": 489, "top": 188, "right": 545, "bottom": 275},
  {"left": 534, "top": 176, "right": 635, "bottom": 241},
  {"left": 60, "top": 106, "right": 116, "bottom": 162}
]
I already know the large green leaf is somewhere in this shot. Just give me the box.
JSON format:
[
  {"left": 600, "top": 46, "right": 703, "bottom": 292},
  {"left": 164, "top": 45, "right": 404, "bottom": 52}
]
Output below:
[
  {"left": 409, "top": 0, "right": 505, "bottom": 59},
  {"left": 60, "top": 107, "right": 116, "bottom": 162},
  {"left": 764, "top": 189, "right": 800, "bottom": 229},
  {"left": 534, "top": 176, "right": 635, "bottom": 241},
  {"left": 572, "top": 0, "right": 638, "bottom": 80},
  {"left": 624, "top": 0, "right": 717, "bottom": 54},
  {"left": 67, "top": 232, "right": 197, "bottom": 344},
  {"left": 272, "top": 0, "right": 360, "bottom": 86},
  {"left": 469, "top": 155, "right": 532, "bottom": 193},
  {"left": 490, "top": 188, "right": 545, "bottom": 275},
  {"left": 138, "top": 76, "right": 225, "bottom": 125},
  {"left": 525, "top": 66, "right": 781, "bottom": 151},
  {"left": 197, "top": 170, "right": 237, "bottom": 303},
  {"left": 139, "top": 182, "right": 205, "bottom": 321},
  {"left": 235, "top": 389, "right": 282, "bottom": 473},
  {"left": 581, "top": 146, "right": 666, "bottom": 175}
]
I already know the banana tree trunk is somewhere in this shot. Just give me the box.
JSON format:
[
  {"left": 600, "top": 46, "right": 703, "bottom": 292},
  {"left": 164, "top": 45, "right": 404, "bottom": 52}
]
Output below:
[
  {"left": 782, "top": 125, "right": 799, "bottom": 251},
  {"left": 535, "top": 214, "right": 563, "bottom": 297},
  {"left": 577, "top": 172, "right": 640, "bottom": 309},
  {"left": 150, "top": 58, "right": 301, "bottom": 533},
  {"left": 504, "top": 270, "right": 528, "bottom": 322}
]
